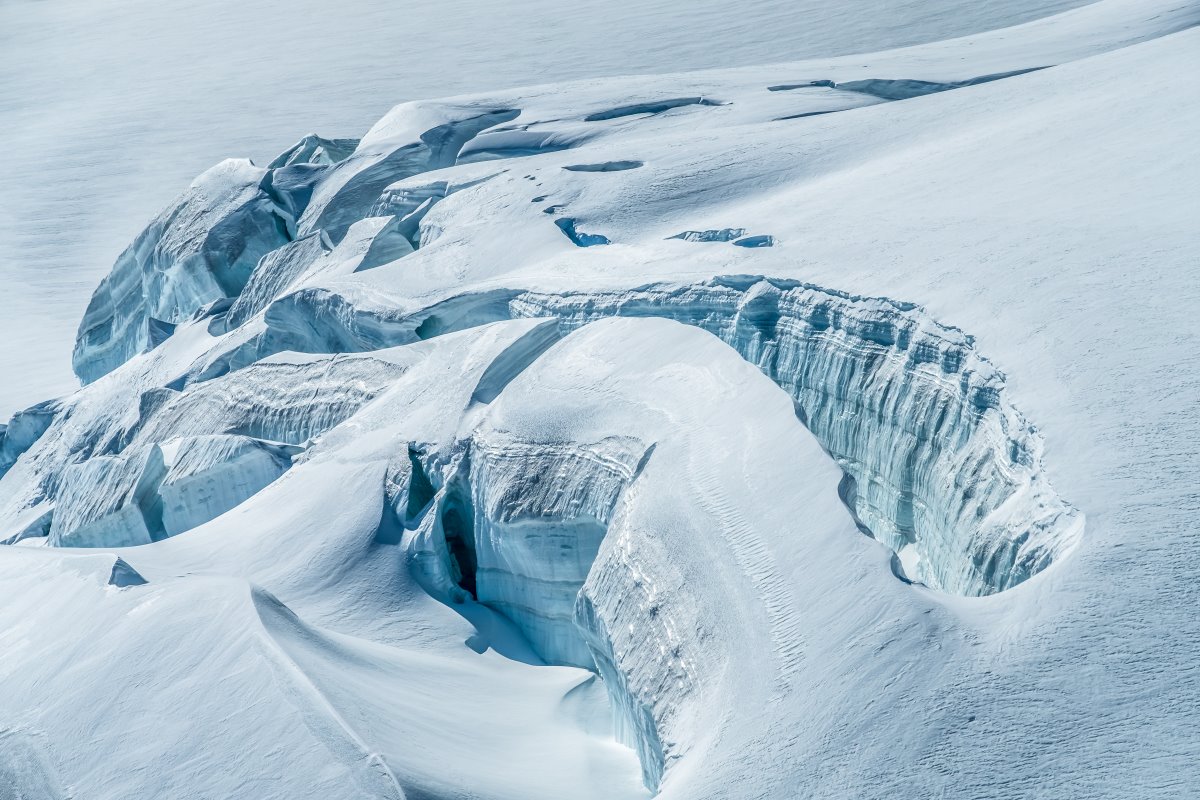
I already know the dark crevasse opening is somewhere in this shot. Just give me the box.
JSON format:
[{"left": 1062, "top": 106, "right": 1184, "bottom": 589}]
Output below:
[
  {"left": 405, "top": 446, "right": 438, "bottom": 521},
  {"left": 441, "top": 496, "right": 478, "bottom": 599}
]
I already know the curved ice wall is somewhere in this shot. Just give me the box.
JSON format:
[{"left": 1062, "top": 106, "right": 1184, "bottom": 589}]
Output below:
[
  {"left": 508, "top": 278, "right": 1084, "bottom": 596},
  {"left": 269, "top": 276, "right": 1082, "bottom": 597}
]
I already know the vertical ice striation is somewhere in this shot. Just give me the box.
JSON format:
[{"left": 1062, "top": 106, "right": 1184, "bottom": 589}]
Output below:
[
  {"left": 0, "top": 400, "right": 59, "bottom": 480},
  {"left": 3, "top": 349, "right": 413, "bottom": 549},
  {"left": 465, "top": 434, "right": 651, "bottom": 668},
  {"left": 156, "top": 435, "right": 295, "bottom": 538},
  {"left": 509, "top": 276, "right": 1083, "bottom": 596},
  {"left": 49, "top": 445, "right": 167, "bottom": 547},
  {"left": 249, "top": 275, "right": 1080, "bottom": 595},
  {"left": 571, "top": 594, "right": 667, "bottom": 786}
]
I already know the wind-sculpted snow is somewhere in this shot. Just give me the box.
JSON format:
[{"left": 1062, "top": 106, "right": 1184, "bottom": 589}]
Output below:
[
  {"left": 6, "top": 4, "right": 1199, "bottom": 798},
  {"left": 26, "top": 41, "right": 1093, "bottom": 791},
  {"left": 297, "top": 107, "right": 519, "bottom": 242},
  {"left": 456, "top": 129, "right": 589, "bottom": 163},
  {"left": 0, "top": 729, "right": 70, "bottom": 800}
]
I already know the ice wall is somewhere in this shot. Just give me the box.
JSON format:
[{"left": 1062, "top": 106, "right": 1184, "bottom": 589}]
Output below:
[
  {"left": 466, "top": 433, "right": 651, "bottom": 668},
  {"left": 264, "top": 276, "right": 1081, "bottom": 596},
  {"left": 0, "top": 400, "right": 59, "bottom": 480},
  {"left": 70, "top": 130, "right": 372, "bottom": 385},
  {"left": 510, "top": 278, "right": 1083, "bottom": 596},
  {"left": 49, "top": 446, "right": 166, "bottom": 547},
  {"left": 72, "top": 159, "right": 292, "bottom": 384},
  {"left": 47, "top": 434, "right": 295, "bottom": 547},
  {"left": 156, "top": 435, "right": 295, "bottom": 537}
]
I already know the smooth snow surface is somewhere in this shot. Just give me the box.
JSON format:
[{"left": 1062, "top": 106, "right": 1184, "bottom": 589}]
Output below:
[
  {"left": 2, "top": 1, "right": 1199, "bottom": 798},
  {"left": 0, "top": 0, "right": 1099, "bottom": 415}
]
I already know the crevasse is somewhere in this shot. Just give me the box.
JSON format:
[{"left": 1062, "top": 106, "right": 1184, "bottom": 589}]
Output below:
[
  {"left": 402, "top": 433, "right": 650, "bottom": 669},
  {"left": 267, "top": 275, "right": 1082, "bottom": 596},
  {"left": 400, "top": 432, "right": 667, "bottom": 789},
  {"left": 467, "top": 433, "right": 650, "bottom": 669}
]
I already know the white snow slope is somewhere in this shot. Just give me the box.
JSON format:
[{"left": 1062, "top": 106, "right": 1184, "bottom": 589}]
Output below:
[
  {"left": 2, "top": 1, "right": 1199, "bottom": 798},
  {"left": 0, "top": 0, "right": 1096, "bottom": 416}
]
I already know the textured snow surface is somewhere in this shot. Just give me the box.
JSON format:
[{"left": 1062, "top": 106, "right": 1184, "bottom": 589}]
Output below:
[
  {"left": 0, "top": 0, "right": 1100, "bottom": 415},
  {"left": 2, "top": 0, "right": 1199, "bottom": 797}
]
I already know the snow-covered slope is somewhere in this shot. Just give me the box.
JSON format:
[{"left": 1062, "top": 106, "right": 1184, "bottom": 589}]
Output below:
[
  {"left": 0, "top": 0, "right": 1100, "bottom": 416},
  {"left": 2, "top": 0, "right": 1198, "bottom": 797}
]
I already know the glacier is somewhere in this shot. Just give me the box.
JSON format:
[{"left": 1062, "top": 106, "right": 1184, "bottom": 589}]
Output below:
[
  {"left": 0, "top": 0, "right": 1115, "bottom": 415},
  {"left": 1, "top": 0, "right": 1199, "bottom": 797}
]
